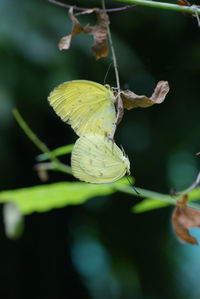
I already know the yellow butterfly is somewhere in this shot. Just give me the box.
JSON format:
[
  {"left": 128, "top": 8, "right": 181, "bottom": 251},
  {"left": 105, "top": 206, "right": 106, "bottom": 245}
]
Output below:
[
  {"left": 71, "top": 134, "right": 130, "bottom": 184},
  {"left": 48, "top": 80, "right": 116, "bottom": 137}
]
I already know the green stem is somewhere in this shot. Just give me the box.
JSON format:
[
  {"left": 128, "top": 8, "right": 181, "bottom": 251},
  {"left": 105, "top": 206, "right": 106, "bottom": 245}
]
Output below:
[
  {"left": 36, "top": 144, "right": 74, "bottom": 162},
  {"left": 114, "top": 184, "right": 200, "bottom": 211},
  {"left": 54, "top": 162, "right": 72, "bottom": 174},
  {"left": 115, "top": 0, "right": 200, "bottom": 15},
  {"left": 13, "top": 109, "right": 51, "bottom": 155},
  {"left": 114, "top": 184, "right": 175, "bottom": 203},
  {"left": 13, "top": 109, "right": 72, "bottom": 175}
]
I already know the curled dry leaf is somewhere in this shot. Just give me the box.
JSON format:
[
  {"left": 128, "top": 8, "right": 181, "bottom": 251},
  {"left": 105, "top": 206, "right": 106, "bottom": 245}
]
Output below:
[
  {"left": 83, "top": 11, "right": 109, "bottom": 60},
  {"left": 172, "top": 194, "right": 200, "bottom": 245},
  {"left": 58, "top": 8, "right": 109, "bottom": 60},
  {"left": 58, "top": 7, "right": 84, "bottom": 50},
  {"left": 120, "top": 81, "right": 169, "bottom": 110}
]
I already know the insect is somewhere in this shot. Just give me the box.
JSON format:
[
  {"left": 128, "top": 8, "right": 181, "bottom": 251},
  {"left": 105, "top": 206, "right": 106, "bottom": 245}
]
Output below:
[
  {"left": 48, "top": 80, "right": 116, "bottom": 137},
  {"left": 71, "top": 134, "right": 130, "bottom": 184}
]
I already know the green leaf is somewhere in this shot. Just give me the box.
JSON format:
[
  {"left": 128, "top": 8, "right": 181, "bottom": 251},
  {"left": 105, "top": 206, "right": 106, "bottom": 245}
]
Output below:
[
  {"left": 0, "top": 182, "right": 115, "bottom": 215},
  {"left": 132, "top": 198, "right": 170, "bottom": 213},
  {"left": 36, "top": 144, "right": 74, "bottom": 162}
]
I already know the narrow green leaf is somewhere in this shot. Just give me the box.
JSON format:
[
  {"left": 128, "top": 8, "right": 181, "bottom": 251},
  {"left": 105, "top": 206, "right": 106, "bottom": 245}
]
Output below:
[
  {"left": 36, "top": 144, "right": 74, "bottom": 162},
  {"left": 0, "top": 182, "right": 115, "bottom": 215},
  {"left": 132, "top": 198, "right": 170, "bottom": 213}
]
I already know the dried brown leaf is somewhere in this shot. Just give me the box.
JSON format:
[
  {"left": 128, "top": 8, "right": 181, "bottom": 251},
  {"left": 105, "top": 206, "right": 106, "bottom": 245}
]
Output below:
[
  {"left": 58, "top": 9, "right": 109, "bottom": 59},
  {"left": 120, "top": 81, "right": 169, "bottom": 110},
  {"left": 58, "top": 7, "right": 83, "bottom": 50},
  {"left": 83, "top": 11, "right": 109, "bottom": 60},
  {"left": 151, "top": 81, "right": 170, "bottom": 103},
  {"left": 172, "top": 195, "right": 200, "bottom": 245}
]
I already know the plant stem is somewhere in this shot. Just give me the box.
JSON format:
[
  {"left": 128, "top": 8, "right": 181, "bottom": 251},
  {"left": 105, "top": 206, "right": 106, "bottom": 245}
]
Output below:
[
  {"left": 114, "top": 183, "right": 200, "bottom": 211},
  {"left": 114, "top": 184, "right": 176, "bottom": 204},
  {"left": 13, "top": 109, "right": 51, "bottom": 155},
  {"left": 48, "top": 0, "right": 136, "bottom": 13},
  {"left": 101, "top": 0, "right": 124, "bottom": 139},
  {"left": 13, "top": 109, "right": 73, "bottom": 175},
  {"left": 102, "top": 0, "right": 120, "bottom": 91},
  {"left": 115, "top": 0, "right": 200, "bottom": 15}
]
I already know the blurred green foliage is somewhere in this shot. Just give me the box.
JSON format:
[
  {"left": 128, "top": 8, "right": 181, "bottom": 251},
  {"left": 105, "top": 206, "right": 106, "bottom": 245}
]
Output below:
[
  {"left": 0, "top": 181, "right": 114, "bottom": 214},
  {"left": 1, "top": 0, "right": 200, "bottom": 298}
]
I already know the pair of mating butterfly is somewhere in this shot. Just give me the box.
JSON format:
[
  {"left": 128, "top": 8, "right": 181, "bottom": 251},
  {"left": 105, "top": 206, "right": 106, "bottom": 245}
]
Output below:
[{"left": 48, "top": 80, "right": 131, "bottom": 183}]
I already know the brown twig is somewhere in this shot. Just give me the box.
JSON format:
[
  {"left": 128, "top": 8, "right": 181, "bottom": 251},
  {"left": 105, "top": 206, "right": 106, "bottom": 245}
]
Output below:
[
  {"left": 103, "top": 5, "right": 137, "bottom": 12},
  {"left": 101, "top": 0, "right": 124, "bottom": 140},
  {"left": 48, "top": 0, "right": 84, "bottom": 10},
  {"left": 48, "top": 0, "right": 136, "bottom": 13}
]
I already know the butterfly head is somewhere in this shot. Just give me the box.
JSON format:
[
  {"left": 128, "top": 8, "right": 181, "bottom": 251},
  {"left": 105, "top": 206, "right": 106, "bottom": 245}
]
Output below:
[
  {"left": 104, "top": 84, "right": 116, "bottom": 104},
  {"left": 104, "top": 84, "right": 111, "bottom": 90}
]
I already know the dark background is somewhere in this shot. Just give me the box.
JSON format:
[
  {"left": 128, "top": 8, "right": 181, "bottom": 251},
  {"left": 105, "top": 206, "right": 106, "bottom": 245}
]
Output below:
[{"left": 1, "top": 0, "right": 200, "bottom": 298}]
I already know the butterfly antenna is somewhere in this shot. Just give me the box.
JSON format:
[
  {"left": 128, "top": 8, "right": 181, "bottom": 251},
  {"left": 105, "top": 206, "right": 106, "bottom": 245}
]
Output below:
[
  {"left": 104, "top": 62, "right": 113, "bottom": 85},
  {"left": 126, "top": 175, "right": 140, "bottom": 195}
]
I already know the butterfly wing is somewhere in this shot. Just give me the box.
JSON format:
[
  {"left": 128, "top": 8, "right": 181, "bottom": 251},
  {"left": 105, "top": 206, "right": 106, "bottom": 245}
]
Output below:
[
  {"left": 71, "top": 134, "right": 130, "bottom": 184},
  {"left": 48, "top": 80, "right": 116, "bottom": 137}
]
